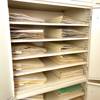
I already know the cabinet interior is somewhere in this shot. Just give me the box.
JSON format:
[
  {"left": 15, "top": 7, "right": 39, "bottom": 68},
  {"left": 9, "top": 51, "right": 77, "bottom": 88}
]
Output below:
[{"left": 7, "top": 0, "right": 92, "bottom": 99}]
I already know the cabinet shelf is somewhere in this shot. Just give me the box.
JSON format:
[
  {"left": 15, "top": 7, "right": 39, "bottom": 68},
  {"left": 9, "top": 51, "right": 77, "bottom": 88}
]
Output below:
[
  {"left": 44, "top": 91, "right": 84, "bottom": 100},
  {"left": 14, "top": 58, "right": 87, "bottom": 76},
  {"left": 11, "top": 38, "right": 89, "bottom": 43},
  {"left": 12, "top": 50, "right": 87, "bottom": 60},
  {"left": 15, "top": 71, "right": 86, "bottom": 99},
  {"left": 8, "top": 0, "right": 92, "bottom": 11},
  {"left": 10, "top": 22, "right": 89, "bottom": 26}
]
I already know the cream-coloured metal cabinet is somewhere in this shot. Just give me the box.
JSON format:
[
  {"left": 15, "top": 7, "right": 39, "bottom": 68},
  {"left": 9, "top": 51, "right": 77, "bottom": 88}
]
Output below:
[{"left": 1, "top": 0, "right": 100, "bottom": 100}]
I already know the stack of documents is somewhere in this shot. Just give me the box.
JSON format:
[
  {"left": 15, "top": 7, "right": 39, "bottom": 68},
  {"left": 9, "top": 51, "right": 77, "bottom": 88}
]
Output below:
[
  {"left": 14, "top": 72, "right": 47, "bottom": 88},
  {"left": 12, "top": 43, "right": 46, "bottom": 57},
  {"left": 44, "top": 29, "right": 86, "bottom": 38},
  {"left": 52, "top": 66, "right": 84, "bottom": 79},
  {"left": 54, "top": 85, "right": 83, "bottom": 98},
  {"left": 21, "top": 94, "right": 44, "bottom": 100},
  {"left": 10, "top": 27, "right": 25, "bottom": 30},
  {"left": 9, "top": 12, "right": 44, "bottom": 23},
  {"left": 70, "top": 96, "right": 83, "bottom": 100},
  {"left": 49, "top": 54, "right": 85, "bottom": 64},
  {"left": 43, "top": 42, "right": 84, "bottom": 52},
  {"left": 11, "top": 30, "right": 44, "bottom": 40},
  {"left": 45, "top": 16, "right": 87, "bottom": 24},
  {"left": 13, "top": 58, "right": 46, "bottom": 71}
]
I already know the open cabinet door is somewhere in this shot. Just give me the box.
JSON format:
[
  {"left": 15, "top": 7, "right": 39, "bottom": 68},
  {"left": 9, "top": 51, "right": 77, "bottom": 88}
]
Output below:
[
  {"left": 87, "top": 8, "right": 100, "bottom": 100},
  {"left": 95, "top": 0, "right": 100, "bottom": 4},
  {"left": 87, "top": 81, "right": 100, "bottom": 100},
  {"left": 0, "top": 0, "right": 14, "bottom": 100},
  {"left": 88, "top": 8, "right": 100, "bottom": 80}
]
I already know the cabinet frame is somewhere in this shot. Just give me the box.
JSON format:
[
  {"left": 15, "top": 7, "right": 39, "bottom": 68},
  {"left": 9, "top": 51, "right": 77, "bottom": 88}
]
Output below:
[{"left": 0, "top": 0, "right": 93, "bottom": 99}]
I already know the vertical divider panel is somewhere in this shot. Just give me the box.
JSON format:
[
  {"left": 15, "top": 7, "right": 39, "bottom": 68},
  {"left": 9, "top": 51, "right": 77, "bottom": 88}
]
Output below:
[{"left": 85, "top": 8, "right": 91, "bottom": 100}]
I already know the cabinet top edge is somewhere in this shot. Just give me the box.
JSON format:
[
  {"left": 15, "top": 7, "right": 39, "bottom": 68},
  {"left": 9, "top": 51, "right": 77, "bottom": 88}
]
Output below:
[{"left": 8, "top": 0, "right": 92, "bottom": 11}]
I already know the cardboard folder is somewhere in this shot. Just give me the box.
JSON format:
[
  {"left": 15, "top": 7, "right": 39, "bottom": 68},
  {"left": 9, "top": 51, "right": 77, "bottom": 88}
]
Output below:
[
  {"left": 45, "top": 16, "right": 87, "bottom": 24},
  {"left": 15, "top": 83, "right": 44, "bottom": 89},
  {"left": 14, "top": 72, "right": 47, "bottom": 85},
  {"left": 43, "top": 42, "right": 84, "bottom": 52},
  {"left": 11, "top": 29, "right": 44, "bottom": 40},
  {"left": 70, "top": 97, "right": 83, "bottom": 100},
  {"left": 54, "top": 85, "right": 83, "bottom": 98},
  {"left": 13, "top": 58, "right": 46, "bottom": 71},
  {"left": 49, "top": 54, "right": 85, "bottom": 65},
  {"left": 44, "top": 29, "right": 86, "bottom": 38},
  {"left": 52, "top": 66, "right": 84, "bottom": 79},
  {"left": 9, "top": 12, "right": 44, "bottom": 23},
  {"left": 21, "top": 94, "right": 44, "bottom": 100},
  {"left": 12, "top": 43, "right": 46, "bottom": 57}
]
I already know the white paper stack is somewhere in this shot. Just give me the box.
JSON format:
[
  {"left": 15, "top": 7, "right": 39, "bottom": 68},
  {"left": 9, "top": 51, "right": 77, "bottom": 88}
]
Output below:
[
  {"left": 11, "top": 30, "right": 44, "bottom": 40},
  {"left": 9, "top": 12, "right": 44, "bottom": 23}
]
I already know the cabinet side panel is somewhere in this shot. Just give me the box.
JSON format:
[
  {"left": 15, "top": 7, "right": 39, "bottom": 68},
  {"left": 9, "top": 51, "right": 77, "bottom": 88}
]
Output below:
[{"left": 0, "top": 0, "right": 14, "bottom": 100}]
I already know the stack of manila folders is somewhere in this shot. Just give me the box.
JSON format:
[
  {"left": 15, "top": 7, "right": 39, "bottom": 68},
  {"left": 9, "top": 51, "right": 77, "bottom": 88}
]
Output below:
[
  {"left": 43, "top": 42, "right": 85, "bottom": 52},
  {"left": 14, "top": 72, "right": 47, "bottom": 89},
  {"left": 11, "top": 29, "right": 44, "bottom": 40},
  {"left": 49, "top": 54, "right": 85, "bottom": 65},
  {"left": 9, "top": 11, "right": 86, "bottom": 24},
  {"left": 13, "top": 58, "right": 46, "bottom": 71},
  {"left": 44, "top": 28, "right": 86, "bottom": 39},
  {"left": 20, "top": 94, "right": 44, "bottom": 100},
  {"left": 12, "top": 43, "right": 46, "bottom": 57},
  {"left": 52, "top": 66, "right": 84, "bottom": 79}
]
